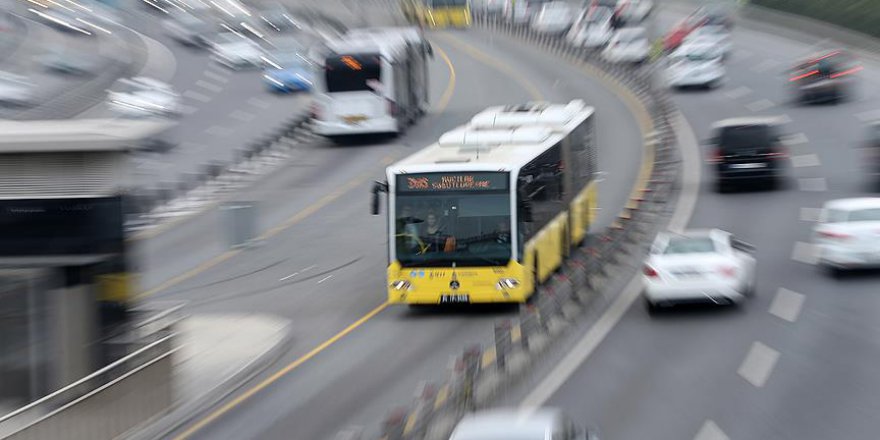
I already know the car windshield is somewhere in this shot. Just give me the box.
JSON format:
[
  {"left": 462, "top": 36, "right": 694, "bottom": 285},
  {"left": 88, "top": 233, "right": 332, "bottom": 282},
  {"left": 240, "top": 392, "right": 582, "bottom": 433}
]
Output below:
[
  {"left": 718, "top": 124, "right": 774, "bottom": 152},
  {"left": 394, "top": 174, "right": 512, "bottom": 268},
  {"left": 846, "top": 208, "right": 880, "bottom": 222},
  {"left": 663, "top": 237, "right": 716, "bottom": 254},
  {"left": 324, "top": 53, "right": 381, "bottom": 92}
]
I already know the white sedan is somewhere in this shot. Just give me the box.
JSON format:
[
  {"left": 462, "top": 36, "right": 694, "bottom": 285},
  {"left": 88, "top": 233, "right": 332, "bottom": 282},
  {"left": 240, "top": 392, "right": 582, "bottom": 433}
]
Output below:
[
  {"left": 666, "top": 41, "right": 725, "bottom": 89},
  {"left": 531, "top": 1, "right": 573, "bottom": 35},
  {"left": 643, "top": 229, "right": 756, "bottom": 312},
  {"left": 683, "top": 24, "right": 732, "bottom": 58},
  {"left": 209, "top": 32, "right": 266, "bottom": 70},
  {"left": 107, "top": 77, "right": 182, "bottom": 118},
  {"left": 566, "top": 7, "right": 614, "bottom": 48},
  {"left": 813, "top": 198, "right": 880, "bottom": 277},
  {"left": 602, "top": 27, "right": 650, "bottom": 63}
]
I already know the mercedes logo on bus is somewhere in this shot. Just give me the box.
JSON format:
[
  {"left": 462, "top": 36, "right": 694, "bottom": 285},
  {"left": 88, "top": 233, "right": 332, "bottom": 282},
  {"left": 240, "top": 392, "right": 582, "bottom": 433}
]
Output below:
[{"left": 449, "top": 280, "right": 460, "bottom": 290}]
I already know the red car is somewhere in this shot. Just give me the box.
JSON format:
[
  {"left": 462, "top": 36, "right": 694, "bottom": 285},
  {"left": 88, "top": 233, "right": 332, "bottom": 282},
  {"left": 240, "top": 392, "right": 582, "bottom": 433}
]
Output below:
[{"left": 664, "top": 9, "right": 708, "bottom": 51}]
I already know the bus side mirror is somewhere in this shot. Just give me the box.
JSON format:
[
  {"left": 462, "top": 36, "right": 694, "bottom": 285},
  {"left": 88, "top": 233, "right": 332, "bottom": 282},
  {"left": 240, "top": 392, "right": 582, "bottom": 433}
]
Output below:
[
  {"left": 371, "top": 181, "right": 388, "bottom": 215},
  {"left": 425, "top": 42, "right": 434, "bottom": 58}
]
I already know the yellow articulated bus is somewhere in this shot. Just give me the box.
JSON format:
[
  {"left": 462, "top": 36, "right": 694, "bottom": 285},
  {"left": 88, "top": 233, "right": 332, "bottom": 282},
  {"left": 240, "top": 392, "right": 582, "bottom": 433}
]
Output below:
[
  {"left": 371, "top": 100, "right": 598, "bottom": 305},
  {"left": 401, "top": 0, "right": 472, "bottom": 29}
]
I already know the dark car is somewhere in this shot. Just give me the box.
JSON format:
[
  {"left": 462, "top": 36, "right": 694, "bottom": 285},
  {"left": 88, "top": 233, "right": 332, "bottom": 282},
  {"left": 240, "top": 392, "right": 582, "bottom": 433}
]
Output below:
[
  {"left": 789, "top": 50, "right": 860, "bottom": 104},
  {"left": 707, "top": 117, "right": 789, "bottom": 191}
]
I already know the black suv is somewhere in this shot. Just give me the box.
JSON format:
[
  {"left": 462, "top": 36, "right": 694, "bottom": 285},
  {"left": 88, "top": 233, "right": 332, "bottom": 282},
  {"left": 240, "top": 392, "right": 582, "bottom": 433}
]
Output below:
[
  {"left": 789, "top": 50, "right": 860, "bottom": 103},
  {"left": 707, "top": 118, "right": 788, "bottom": 191}
]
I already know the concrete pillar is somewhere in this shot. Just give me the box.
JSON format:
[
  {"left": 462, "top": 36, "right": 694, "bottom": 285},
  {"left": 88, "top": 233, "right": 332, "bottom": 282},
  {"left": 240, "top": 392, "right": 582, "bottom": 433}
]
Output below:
[{"left": 49, "top": 284, "right": 98, "bottom": 390}]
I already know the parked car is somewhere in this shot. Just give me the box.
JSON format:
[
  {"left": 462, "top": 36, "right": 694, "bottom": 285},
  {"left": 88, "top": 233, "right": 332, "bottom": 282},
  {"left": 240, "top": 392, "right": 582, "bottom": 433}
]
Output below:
[
  {"left": 209, "top": 32, "right": 266, "bottom": 69},
  {"left": 107, "top": 77, "right": 182, "bottom": 118},
  {"left": 602, "top": 26, "right": 650, "bottom": 63},
  {"left": 663, "top": 9, "right": 708, "bottom": 51},
  {"left": 706, "top": 117, "right": 789, "bottom": 191},
  {"left": 567, "top": 7, "right": 614, "bottom": 48},
  {"left": 0, "top": 71, "right": 36, "bottom": 107},
  {"left": 788, "top": 50, "right": 861, "bottom": 104},
  {"left": 666, "top": 41, "right": 725, "bottom": 89},
  {"left": 813, "top": 198, "right": 880, "bottom": 277},
  {"left": 531, "top": 1, "right": 574, "bottom": 35},
  {"left": 617, "top": 0, "right": 653, "bottom": 24},
  {"left": 449, "top": 408, "right": 600, "bottom": 440},
  {"left": 643, "top": 229, "right": 756, "bottom": 312},
  {"left": 504, "top": 0, "right": 551, "bottom": 25},
  {"left": 683, "top": 24, "right": 731, "bottom": 58}
]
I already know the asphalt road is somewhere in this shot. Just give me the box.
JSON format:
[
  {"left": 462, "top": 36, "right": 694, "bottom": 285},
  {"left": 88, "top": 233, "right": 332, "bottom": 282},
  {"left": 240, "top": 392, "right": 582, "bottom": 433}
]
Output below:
[
  {"left": 132, "top": 8, "right": 646, "bottom": 440},
  {"left": 529, "top": 4, "right": 880, "bottom": 440}
]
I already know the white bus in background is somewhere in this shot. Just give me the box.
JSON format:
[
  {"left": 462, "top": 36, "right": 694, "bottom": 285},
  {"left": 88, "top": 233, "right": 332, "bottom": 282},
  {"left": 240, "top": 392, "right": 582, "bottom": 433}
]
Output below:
[{"left": 311, "top": 27, "right": 432, "bottom": 141}]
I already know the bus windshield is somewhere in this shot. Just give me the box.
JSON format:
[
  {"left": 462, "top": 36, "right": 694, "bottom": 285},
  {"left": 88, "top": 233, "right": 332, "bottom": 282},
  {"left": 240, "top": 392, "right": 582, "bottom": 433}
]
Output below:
[
  {"left": 324, "top": 53, "right": 381, "bottom": 93},
  {"left": 394, "top": 172, "right": 511, "bottom": 267}
]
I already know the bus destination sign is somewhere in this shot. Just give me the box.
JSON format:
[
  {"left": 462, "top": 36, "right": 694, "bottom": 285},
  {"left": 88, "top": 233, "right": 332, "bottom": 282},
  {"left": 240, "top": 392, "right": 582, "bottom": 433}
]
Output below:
[{"left": 397, "top": 172, "right": 508, "bottom": 192}]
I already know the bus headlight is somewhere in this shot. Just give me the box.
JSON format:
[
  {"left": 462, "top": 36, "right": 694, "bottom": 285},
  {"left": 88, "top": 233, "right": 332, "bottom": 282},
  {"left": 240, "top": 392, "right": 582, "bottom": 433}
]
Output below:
[
  {"left": 496, "top": 278, "right": 520, "bottom": 290},
  {"left": 390, "top": 280, "right": 412, "bottom": 291}
]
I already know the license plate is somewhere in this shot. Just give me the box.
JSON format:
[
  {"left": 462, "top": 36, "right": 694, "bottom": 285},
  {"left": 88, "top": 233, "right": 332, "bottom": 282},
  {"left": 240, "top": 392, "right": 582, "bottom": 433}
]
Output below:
[
  {"left": 730, "top": 163, "right": 766, "bottom": 169},
  {"left": 440, "top": 295, "right": 470, "bottom": 304},
  {"left": 343, "top": 115, "right": 367, "bottom": 124}
]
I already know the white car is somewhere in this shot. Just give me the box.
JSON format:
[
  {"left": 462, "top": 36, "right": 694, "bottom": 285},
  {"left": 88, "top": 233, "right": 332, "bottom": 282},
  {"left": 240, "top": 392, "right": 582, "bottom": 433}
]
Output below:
[
  {"left": 449, "top": 408, "right": 600, "bottom": 440},
  {"left": 683, "top": 24, "right": 732, "bottom": 58},
  {"left": 567, "top": 7, "right": 614, "bottom": 48},
  {"left": 813, "top": 198, "right": 880, "bottom": 277},
  {"left": 0, "top": 71, "right": 36, "bottom": 107},
  {"left": 474, "top": 0, "right": 505, "bottom": 15},
  {"left": 531, "top": 1, "right": 573, "bottom": 35},
  {"left": 602, "top": 26, "right": 650, "bottom": 63},
  {"left": 209, "top": 32, "right": 266, "bottom": 69},
  {"left": 666, "top": 41, "right": 725, "bottom": 88},
  {"left": 107, "top": 77, "right": 182, "bottom": 118},
  {"left": 504, "top": 0, "right": 549, "bottom": 25},
  {"left": 617, "top": 0, "right": 653, "bottom": 23},
  {"left": 643, "top": 229, "right": 756, "bottom": 312},
  {"left": 163, "top": 11, "right": 213, "bottom": 47}
]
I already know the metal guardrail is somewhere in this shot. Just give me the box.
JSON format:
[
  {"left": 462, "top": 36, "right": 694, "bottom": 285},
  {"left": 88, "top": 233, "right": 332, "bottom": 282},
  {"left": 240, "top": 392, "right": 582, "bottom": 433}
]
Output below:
[
  {"left": 0, "top": 334, "right": 177, "bottom": 440},
  {"left": 375, "top": 12, "right": 682, "bottom": 440}
]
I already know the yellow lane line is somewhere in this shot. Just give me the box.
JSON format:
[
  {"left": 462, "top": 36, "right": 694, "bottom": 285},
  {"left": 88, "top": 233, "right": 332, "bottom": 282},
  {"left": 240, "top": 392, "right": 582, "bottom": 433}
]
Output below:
[
  {"left": 432, "top": 43, "right": 457, "bottom": 112},
  {"left": 171, "top": 302, "right": 389, "bottom": 440}
]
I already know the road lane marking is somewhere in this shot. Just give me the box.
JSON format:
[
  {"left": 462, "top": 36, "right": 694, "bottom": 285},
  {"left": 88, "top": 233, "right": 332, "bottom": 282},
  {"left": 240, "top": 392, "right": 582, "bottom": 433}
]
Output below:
[
  {"left": 781, "top": 132, "right": 809, "bottom": 146},
  {"left": 724, "top": 86, "right": 752, "bottom": 99},
  {"left": 230, "top": 109, "right": 256, "bottom": 122},
  {"left": 432, "top": 44, "right": 457, "bottom": 113},
  {"left": 279, "top": 272, "right": 298, "bottom": 281},
  {"left": 798, "top": 177, "right": 827, "bottom": 191},
  {"left": 195, "top": 79, "right": 223, "bottom": 93},
  {"left": 800, "top": 207, "right": 822, "bottom": 222},
  {"left": 791, "top": 241, "right": 819, "bottom": 265},
  {"left": 694, "top": 420, "right": 730, "bottom": 440},
  {"left": 205, "top": 125, "right": 234, "bottom": 137},
  {"left": 791, "top": 153, "right": 820, "bottom": 168},
  {"left": 247, "top": 97, "right": 271, "bottom": 109},
  {"left": 302, "top": 264, "right": 317, "bottom": 272},
  {"left": 170, "top": 302, "right": 390, "bottom": 440},
  {"left": 746, "top": 98, "right": 775, "bottom": 112},
  {"left": 183, "top": 90, "right": 212, "bottom": 103},
  {"left": 855, "top": 108, "right": 880, "bottom": 122},
  {"left": 737, "top": 341, "right": 780, "bottom": 388},
  {"left": 769, "top": 288, "right": 805, "bottom": 323},
  {"left": 204, "top": 69, "right": 229, "bottom": 83},
  {"left": 316, "top": 275, "right": 333, "bottom": 284}
]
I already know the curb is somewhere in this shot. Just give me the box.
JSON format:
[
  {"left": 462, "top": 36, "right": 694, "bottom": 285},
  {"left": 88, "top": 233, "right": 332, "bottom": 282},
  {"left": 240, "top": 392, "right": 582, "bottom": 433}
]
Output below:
[
  {"left": 125, "top": 317, "right": 294, "bottom": 440},
  {"left": 370, "top": 14, "right": 683, "bottom": 440}
]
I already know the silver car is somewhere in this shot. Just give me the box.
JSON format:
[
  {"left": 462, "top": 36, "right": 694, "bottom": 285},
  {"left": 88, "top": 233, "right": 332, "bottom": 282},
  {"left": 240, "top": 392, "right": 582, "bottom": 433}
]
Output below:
[{"left": 449, "top": 408, "right": 599, "bottom": 440}]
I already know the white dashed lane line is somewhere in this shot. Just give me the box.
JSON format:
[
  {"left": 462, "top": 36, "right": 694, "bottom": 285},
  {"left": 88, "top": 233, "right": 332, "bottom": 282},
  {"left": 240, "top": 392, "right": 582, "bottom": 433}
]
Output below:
[
  {"left": 791, "top": 241, "right": 819, "bottom": 265},
  {"left": 230, "top": 110, "right": 256, "bottom": 122},
  {"left": 799, "top": 177, "right": 828, "bottom": 192},
  {"left": 800, "top": 207, "right": 822, "bottom": 222},
  {"left": 183, "top": 90, "right": 212, "bottom": 103},
  {"left": 782, "top": 132, "right": 809, "bottom": 146},
  {"left": 195, "top": 79, "right": 224, "bottom": 93},
  {"left": 724, "top": 86, "right": 752, "bottom": 99},
  {"left": 317, "top": 275, "right": 333, "bottom": 284},
  {"left": 247, "top": 97, "right": 271, "bottom": 109},
  {"left": 737, "top": 341, "right": 780, "bottom": 388},
  {"left": 203, "top": 69, "right": 230, "bottom": 84},
  {"left": 769, "top": 288, "right": 806, "bottom": 323},
  {"left": 791, "top": 153, "right": 821, "bottom": 168},
  {"left": 746, "top": 99, "right": 775, "bottom": 112},
  {"left": 694, "top": 420, "right": 730, "bottom": 440}
]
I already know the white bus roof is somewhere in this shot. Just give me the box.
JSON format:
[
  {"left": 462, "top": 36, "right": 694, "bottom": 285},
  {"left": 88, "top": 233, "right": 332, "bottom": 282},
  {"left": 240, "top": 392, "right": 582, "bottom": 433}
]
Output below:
[
  {"left": 388, "top": 100, "right": 594, "bottom": 175},
  {"left": 326, "top": 32, "right": 410, "bottom": 59},
  {"left": 469, "top": 99, "right": 589, "bottom": 129}
]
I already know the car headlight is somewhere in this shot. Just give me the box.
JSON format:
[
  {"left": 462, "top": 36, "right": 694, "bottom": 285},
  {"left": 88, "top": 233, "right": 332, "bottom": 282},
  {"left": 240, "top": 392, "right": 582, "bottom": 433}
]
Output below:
[
  {"left": 495, "top": 278, "right": 520, "bottom": 290},
  {"left": 390, "top": 280, "right": 411, "bottom": 291}
]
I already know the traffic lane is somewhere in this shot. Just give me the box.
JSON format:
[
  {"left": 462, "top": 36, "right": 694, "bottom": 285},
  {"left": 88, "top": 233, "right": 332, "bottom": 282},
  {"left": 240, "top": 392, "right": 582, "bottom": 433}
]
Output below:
[
  {"left": 442, "top": 28, "right": 646, "bottom": 230},
  {"left": 134, "top": 31, "right": 454, "bottom": 292},
  {"left": 174, "top": 27, "right": 650, "bottom": 440}
]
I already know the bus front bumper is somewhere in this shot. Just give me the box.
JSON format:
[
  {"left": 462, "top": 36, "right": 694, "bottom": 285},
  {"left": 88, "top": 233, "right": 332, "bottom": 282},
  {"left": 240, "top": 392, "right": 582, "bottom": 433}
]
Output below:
[{"left": 313, "top": 118, "right": 397, "bottom": 137}]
